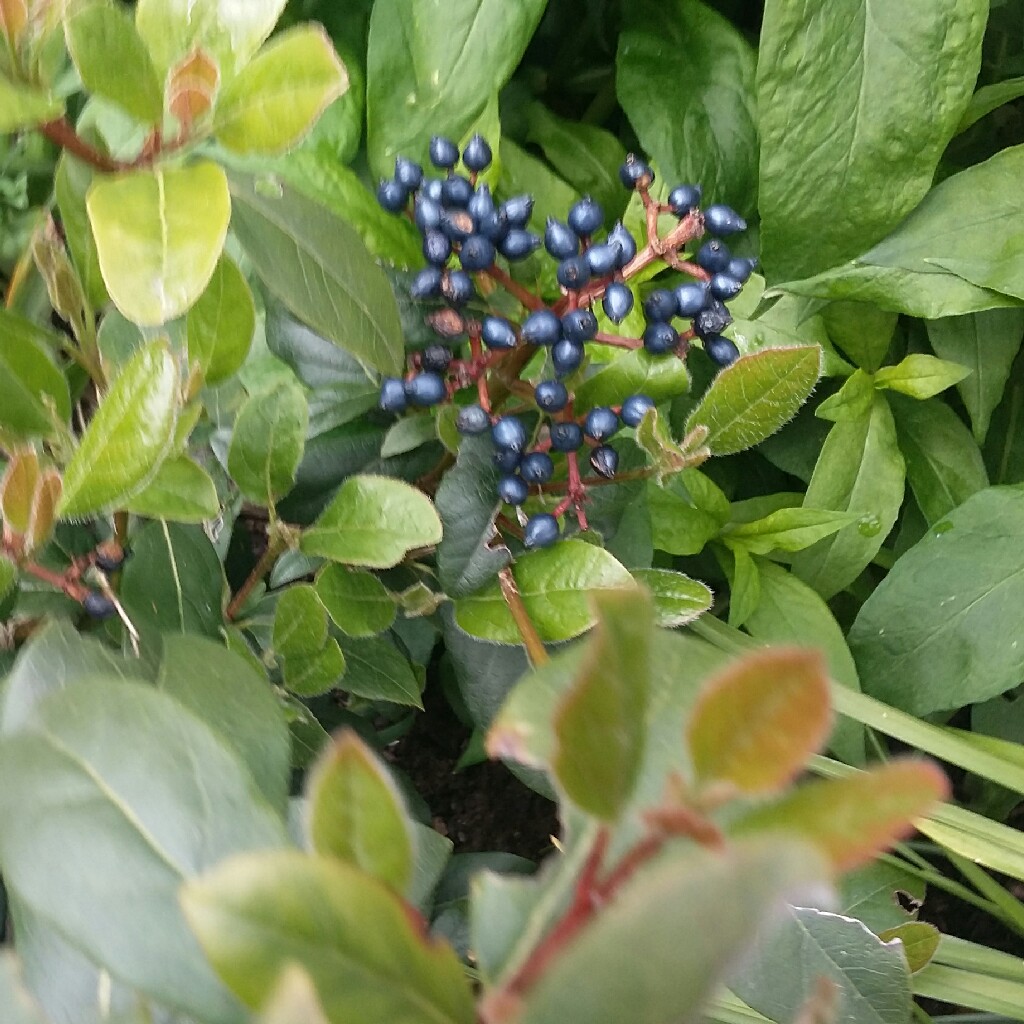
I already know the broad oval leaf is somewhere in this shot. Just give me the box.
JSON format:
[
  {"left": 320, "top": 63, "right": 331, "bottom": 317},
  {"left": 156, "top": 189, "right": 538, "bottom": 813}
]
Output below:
[
  {"left": 874, "top": 354, "right": 971, "bottom": 399},
  {"left": 273, "top": 584, "right": 328, "bottom": 659},
  {"left": 315, "top": 564, "right": 396, "bottom": 637},
  {"left": 87, "top": 161, "right": 231, "bottom": 325},
  {"left": 181, "top": 849, "right": 476, "bottom": 1024},
  {"left": 0, "top": 310, "right": 72, "bottom": 440},
  {"left": 574, "top": 347, "right": 690, "bottom": 413},
  {"left": 878, "top": 922, "right": 941, "bottom": 974},
  {"left": 0, "top": 77, "right": 61, "bottom": 132},
  {"left": 125, "top": 455, "right": 220, "bottom": 522},
  {"left": 336, "top": 634, "right": 421, "bottom": 708},
  {"left": 57, "top": 339, "right": 178, "bottom": 519},
  {"left": 632, "top": 568, "right": 712, "bottom": 627},
  {"left": 187, "top": 254, "right": 256, "bottom": 385},
  {"left": 724, "top": 507, "right": 859, "bottom": 555},
  {"left": 301, "top": 475, "right": 442, "bottom": 569},
  {"left": 686, "top": 346, "right": 821, "bottom": 455}
]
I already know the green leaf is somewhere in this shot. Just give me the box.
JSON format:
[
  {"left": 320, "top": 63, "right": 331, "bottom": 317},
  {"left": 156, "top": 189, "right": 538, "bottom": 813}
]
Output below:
[
  {"left": 685, "top": 346, "right": 821, "bottom": 456},
  {"left": 821, "top": 300, "right": 898, "bottom": 373},
  {"left": 816, "top": 369, "right": 875, "bottom": 422},
  {"left": 228, "top": 172, "right": 404, "bottom": 376},
  {"left": 315, "top": 564, "right": 396, "bottom": 637},
  {"left": 889, "top": 394, "right": 988, "bottom": 525},
  {"left": 336, "top": 634, "right": 421, "bottom": 707},
  {"left": 454, "top": 541, "right": 636, "bottom": 644},
  {"left": 65, "top": 0, "right": 163, "bottom": 125},
  {"left": 926, "top": 309, "right": 1024, "bottom": 443},
  {"left": 874, "top": 354, "right": 971, "bottom": 399},
  {"left": 0, "top": 679, "right": 287, "bottom": 1023},
  {"left": 187, "top": 254, "right": 256, "bottom": 386},
  {"left": 849, "top": 486, "right": 1024, "bottom": 716},
  {"left": 792, "top": 394, "right": 905, "bottom": 599},
  {"left": 648, "top": 479, "right": 727, "bottom": 557},
  {"left": 257, "top": 965, "right": 331, "bottom": 1024},
  {"left": 616, "top": 0, "right": 756, "bottom": 215},
  {"left": 726, "top": 543, "right": 760, "bottom": 629},
  {"left": 688, "top": 648, "right": 832, "bottom": 795},
  {"left": 55, "top": 154, "right": 108, "bottom": 311},
  {"left": 0, "top": 309, "right": 71, "bottom": 440},
  {"left": 57, "top": 339, "right": 178, "bottom": 519},
  {"left": 958, "top": 75, "right": 1024, "bottom": 133},
  {"left": 0, "top": 553, "right": 15, "bottom": 603},
  {"left": 840, "top": 861, "right": 925, "bottom": 934},
  {"left": 228, "top": 380, "right": 308, "bottom": 506},
  {"left": 879, "top": 922, "right": 941, "bottom": 974},
  {"left": 631, "top": 568, "right": 712, "bottom": 627},
  {"left": 305, "top": 730, "right": 416, "bottom": 893},
  {"left": 135, "top": 0, "right": 285, "bottom": 81},
  {"left": 301, "top": 475, "right": 442, "bottom": 568},
  {"left": 214, "top": 25, "right": 347, "bottom": 155},
  {"left": 365, "top": 0, "right": 547, "bottom": 177},
  {"left": 157, "top": 634, "right": 290, "bottom": 815},
  {"left": 574, "top": 346, "right": 690, "bottom": 412},
  {"left": 87, "top": 161, "right": 231, "bottom": 326},
  {"left": 0, "top": 74, "right": 61, "bottom": 133},
  {"left": 125, "top": 455, "right": 220, "bottom": 522},
  {"left": 635, "top": 406, "right": 704, "bottom": 483},
  {"left": 724, "top": 507, "right": 859, "bottom": 555},
  {"left": 380, "top": 415, "right": 437, "bottom": 459},
  {"left": 757, "top": 0, "right": 985, "bottom": 281},
  {"left": 552, "top": 589, "right": 651, "bottom": 819},
  {"left": 273, "top": 584, "right": 328, "bottom": 658}
]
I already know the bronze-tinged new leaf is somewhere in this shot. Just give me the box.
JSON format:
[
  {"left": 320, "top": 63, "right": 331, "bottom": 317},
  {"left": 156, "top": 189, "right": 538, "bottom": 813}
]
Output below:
[
  {"left": 0, "top": 449, "right": 40, "bottom": 537},
  {"left": 687, "top": 648, "right": 832, "bottom": 795},
  {"left": 168, "top": 47, "right": 220, "bottom": 126},
  {"left": 25, "top": 470, "right": 61, "bottom": 553},
  {"left": 0, "top": 0, "right": 27, "bottom": 45},
  {"left": 733, "top": 759, "right": 950, "bottom": 871}
]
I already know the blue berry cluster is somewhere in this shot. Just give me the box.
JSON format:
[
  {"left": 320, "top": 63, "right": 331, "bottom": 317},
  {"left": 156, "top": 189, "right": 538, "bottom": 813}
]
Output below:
[{"left": 375, "top": 136, "right": 754, "bottom": 548}]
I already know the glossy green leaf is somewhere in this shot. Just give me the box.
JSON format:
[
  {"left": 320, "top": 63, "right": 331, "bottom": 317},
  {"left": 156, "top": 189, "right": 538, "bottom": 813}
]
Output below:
[
  {"left": 87, "top": 161, "right": 230, "bottom": 326},
  {"left": 273, "top": 584, "right": 328, "bottom": 658},
  {"left": 553, "top": 589, "right": 651, "bottom": 819},
  {"left": 839, "top": 861, "right": 925, "bottom": 934},
  {"left": 301, "top": 475, "right": 442, "bottom": 568},
  {"left": 228, "top": 173, "right": 403, "bottom": 376},
  {"left": 365, "top": 0, "right": 547, "bottom": 177},
  {"left": 686, "top": 346, "right": 821, "bottom": 456},
  {"left": 0, "top": 309, "right": 71, "bottom": 440},
  {"left": 380, "top": 415, "right": 437, "bottom": 459},
  {"left": 758, "top": 0, "right": 985, "bottom": 281},
  {"left": 58, "top": 340, "right": 178, "bottom": 519},
  {"left": 647, "top": 479, "right": 726, "bottom": 557},
  {"left": 315, "top": 563, "right": 395, "bottom": 637},
  {"left": 124, "top": 455, "right": 220, "bottom": 522},
  {"left": 725, "top": 507, "right": 858, "bottom": 555},
  {"left": 182, "top": 849, "right": 475, "bottom": 1023},
  {"left": 849, "top": 487, "right": 1024, "bottom": 716},
  {"left": 792, "top": 394, "right": 905, "bottom": 599},
  {"left": 305, "top": 730, "right": 416, "bottom": 893},
  {"left": 726, "top": 543, "right": 761, "bottom": 629},
  {"left": 617, "top": 0, "right": 756, "bottom": 215},
  {"left": 816, "top": 369, "right": 875, "bottom": 423},
  {"left": 820, "top": 300, "right": 897, "bottom": 373},
  {"left": 228, "top": 380, "right": 308, "bottom": 506},
  {"left": 879, "top": 922, "right": 941, "bottom": 974},
  {"left": 958, "top": 75, "right": 1024, "bottom": 133},
  {"left": 187, "top": 255, "right": 256, "bottom": 385},
  {"left": 574, "top": 346, "right": 690, "bottom": 412},
  {"left": 0, "top": 679, "right": 287, "bottom": 1023},
  {"left": 926, "top": 308, "right": 1024, "bottom": 443},
  {"left": 65, "top": 0, "right": 163, "bottom": 124},
  {"left": 214, "top": 25, "right": 347, "bottom": 154},
  {"left": 874, "top": 354, "right": 970, "bottom": 399},
  {"left": 336, "top": 634, "right": 421, "bottom": 707},
  {"left": 631, "top": 568, "right": 712, "bottom": 627},
  {"left": 455, "top": 541, "right": 636, "bottom": 644},
  {"left": 0, "top": 75, "right": 61, "bottom": 132},
  {"left": 283, "top": 643, "right": 347, "bottom": 699}
]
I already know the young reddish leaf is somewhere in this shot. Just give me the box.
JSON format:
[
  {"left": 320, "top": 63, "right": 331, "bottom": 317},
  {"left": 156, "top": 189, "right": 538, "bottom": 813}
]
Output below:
[
  {"left": 168, "top": 48, "right": 220, "bottom": 127},
  {"left": 878, "top": 921, "right": 940, "bottom": 974},
  {"left": 0, "top": 449, "right": 40, "bottom": 537},
  {"left": 733, "top": 759, "right": 950, "bottom": 872},
  {"left": 687, "top": 647, "right": 832, "bottom": 795},
  {"left": 304, "top": 730, "right": 416, "bottom": 895},
  {"left": 25, "top": 469, "right": 61, "bottom": 553},
  {"left": 552, "top": 588, "right": 651, "bottom": 820},
  {"left": 0, "top": 0, "right": 27, "bottom": 45}
]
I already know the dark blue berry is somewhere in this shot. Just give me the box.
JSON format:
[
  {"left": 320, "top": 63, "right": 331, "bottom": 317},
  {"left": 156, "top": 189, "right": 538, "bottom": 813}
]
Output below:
[
  {"left": 423, "top": 230, "right": 452, "bottom": 266},
  {"left": 468, "top": 184, "right": 495, "bottom": 221},
  {"left": 492, "top": 415, "right": 527, "bottom": 452},
  {"left": 705, "top": 334, "right": 740, "bottom": 367},
  {"left": 499, "top": 229, "right": 540, "bottom": 261},
  {"left": 667, "top": 184, "right": 702, "bottom": 217},
  {"left": 481, "top": 315, "right": 517, "bottom": 350},
  {"left": 620, "top": 393, "right": 655, "bottom": 427},
  {"left": 520, "top": 451, "right": 554, "bottom": 484},
  {"left": 534, "top": 379, "right": 569, "bottom": 412},
  {"left": 644, "top": 321, "right": 679, "bottom": 355},
  {"left": 524, "top": 513, "right": 559, "bottom": 549},
  {"left": 602, "top": 282, "right": 634, "bottom": 324},
  {"left": 643, "top": 288, "right": 677, "bottom": 323},
  {"left": 456, "top": 404, "right": 491, "bottom": 435},
  {"left": 607, "top": 222, "right": 637, "bottom": 267},
  {"left": 561, "top": 308, "right": 598, "bottom": 343},
  {"left": 460, "top": 235, "right": 495, "bottom": 271},
  {"left": 550, "top": 421, "right": 584, "bottom": 451},
  {"left": 693, "top": 299, "right": 732, "bottom": 339},
  {"left": 429, "top": 135, "right": 459, "bottom": 169},
  {"left": 522, "top": 309, "right": 562, "bottom": 347},
  {"left": 696, "top": 239, "right": 732, "bottom": 274},
  {"left": 477, "top": 208, "right": 509, "bottom": 243},
  {"left": 498, "top": 474, "right": 529, "bottom": 505},
  {"left": 462, "top": 134, "right": 492, "bottom": 172},
  {"left": 394, "top": 156, "right": 423, "bottom": 191},
  {"left": 619, "top": 155, "right": 653, "bottom": 190},
  {"left": 379, "top": 377, "right": 407, "bottom": 413},
  {"left": 377, "top": 179, "right": 407, "bottom": 213},
  {"left": 94, "top": 542, "right": 125, "bottom": 573},
  {"left": 441, "top": 209, "right": 475, "bottom": 242},
  {"left": 501, "top": 194, "right": 534, "bottom": 228},
  {"left": 674, "top": 281, "right": 709, "bottom": 317},
  {"left": 493, "top": 447, "right": 521, "bottom": 473},
  {"left": 709, "top": 273, "right": 743, "bottom": 300},
  {"left": 404, "top": 372, "right": 446, "bottom": 406},
  {"left": 590, "top": 444, "right": 619, "bottom": 479},
  {"left": 421, "top": 345, "right": 451, "bottom": 372},
  {"left": 410, "top": 266, "right": 443, "bottom": 299},
  {"left": 421, "top": 178, "right": 443, "bottom": 202},
  {"left": 442, "top": 270, "right": 474, "bottom": 305},
  {"left": 83, "top": 591, "right": 117, "bottom": 619},
  {"left": 584, "top": 406, "right": 619, "bottom": 442},
  {"left": 544, "top": 218, "right": 579, "bottom": 259},
  {"left": 414, "top": 196, "right": 443, "bottom": 232},
  {"left": 585, "top": 242, "right": 621, "bottom": 277},
  {"left": 567, "top": 196, "right": 603, "bottom": 237},
  {"left": 726, "top": 256, "right": 758, "bottom": 283},
  {"left": 552, "top": 338, "right": 584, "bottom": 377},
  {"left": 441, "top": 173, "right": 473, "bottom": 209},
  {"left": 704, "top": 204, "right": 747, "bottom": 235},
  {"left": 557, "top": 255, "right": 590, "bottom": 291}
]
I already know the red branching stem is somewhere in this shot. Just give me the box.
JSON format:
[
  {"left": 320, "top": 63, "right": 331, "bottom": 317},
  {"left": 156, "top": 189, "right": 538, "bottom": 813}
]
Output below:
[
  {"left": 22, "top": 560, "right": 87, "bottom": 601},
  {"left": 565, "top": 450, "right": 588, "bottom": 531},
  {"left": 39, "top": 119, "right": 120, "bottom": 173},
  {"left": 594, "top": 331, "right": 643, "bottom": 350},
  {"left": 540, "top": 467, "right": 656, "bottom": 492},
  {"left": 485, "top": 264, "right": 546, "bottom": 311}
]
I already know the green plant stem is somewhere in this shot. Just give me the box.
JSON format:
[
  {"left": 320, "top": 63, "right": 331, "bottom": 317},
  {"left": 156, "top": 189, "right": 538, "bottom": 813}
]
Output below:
[
  {"left": 497, "top": 566, "right": 548, "bottom": 666},
  {"left": 225, "top": 534, "right": 287, "bottom": 621}
]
